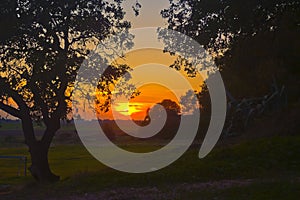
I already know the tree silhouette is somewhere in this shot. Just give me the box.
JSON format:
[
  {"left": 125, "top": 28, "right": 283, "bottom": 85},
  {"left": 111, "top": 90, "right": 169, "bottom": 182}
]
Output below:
[
  {"left": 161, "top": 0, "right": 299, "bottom": 139},
  {"left": 162, "top": 0, "right": 299, "bottom": 51},
  {"left": 0, "top": 0, "right": 133, "bottom": 182},
  {"left": 162, "top": 0, "right": 300, "bottom": 97},
  {"left": 142, "top": 99, "right": 181, "bottom": 140}
]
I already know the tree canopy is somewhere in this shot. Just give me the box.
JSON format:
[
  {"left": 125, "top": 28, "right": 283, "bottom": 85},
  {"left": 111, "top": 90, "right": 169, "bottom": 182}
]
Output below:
[
  {"left": 162, "top": 0, "right": 299, "bottom": 51},
  {"left": 162, "top": 0, "right": 300, "bottom": 97}
]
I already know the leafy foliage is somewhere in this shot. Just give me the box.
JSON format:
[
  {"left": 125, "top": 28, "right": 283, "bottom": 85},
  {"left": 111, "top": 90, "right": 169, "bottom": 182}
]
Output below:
[{"left": 162, "top": 0, "right": 300, "bottom": 97}]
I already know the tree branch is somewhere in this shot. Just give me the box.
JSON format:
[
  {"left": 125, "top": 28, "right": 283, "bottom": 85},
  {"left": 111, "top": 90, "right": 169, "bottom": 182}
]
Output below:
[
  {"left": 0, "top": 101, "right": 22, "bottom": 118},
  {"left": 0, "top": 78, "right": 36, "bottom": 144},
  {"left": 41, "top": 119, "right": 60, "bottom": 148},
  {"left": 0, "top": 77, "right": 30, "bottom": 116}
]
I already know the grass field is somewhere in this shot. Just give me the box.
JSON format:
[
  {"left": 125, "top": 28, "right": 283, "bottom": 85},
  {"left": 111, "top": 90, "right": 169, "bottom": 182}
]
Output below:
[{"left": 0, "top": 134, "right": 300, "bottom": 199}]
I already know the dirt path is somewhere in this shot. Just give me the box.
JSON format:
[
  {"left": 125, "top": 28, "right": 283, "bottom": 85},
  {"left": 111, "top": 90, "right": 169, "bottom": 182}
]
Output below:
[{"left": 48, "top": 179, "right": 255, "bottom": 200}]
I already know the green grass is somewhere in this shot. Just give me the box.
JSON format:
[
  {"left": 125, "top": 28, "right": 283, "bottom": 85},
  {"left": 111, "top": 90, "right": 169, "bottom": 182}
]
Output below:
[
  {"left": 0, "top": 135, "right": 300, "bottom": 199},
  {"left": 0, "top": 122, "right": 22, "bottom": 131}
]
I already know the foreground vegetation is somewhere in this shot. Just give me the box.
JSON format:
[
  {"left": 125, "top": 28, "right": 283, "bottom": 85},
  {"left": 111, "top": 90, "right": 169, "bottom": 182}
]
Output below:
[{"left": 0, "top": 135, "right": 299, "bottom": 199}]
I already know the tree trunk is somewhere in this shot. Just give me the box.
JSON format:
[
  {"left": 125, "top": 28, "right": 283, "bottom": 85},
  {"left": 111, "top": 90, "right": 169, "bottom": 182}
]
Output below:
[
  {"left": 28, "top": 141, "right": 60, "bottom": 182},
  {"left": 21, "top": 115, "right": 60, "bottom": 182}
]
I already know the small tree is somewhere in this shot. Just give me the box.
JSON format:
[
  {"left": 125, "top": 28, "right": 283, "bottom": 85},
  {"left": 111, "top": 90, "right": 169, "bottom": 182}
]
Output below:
[{"left": 142, "top": 99, "right": 181, "bottom": 140}]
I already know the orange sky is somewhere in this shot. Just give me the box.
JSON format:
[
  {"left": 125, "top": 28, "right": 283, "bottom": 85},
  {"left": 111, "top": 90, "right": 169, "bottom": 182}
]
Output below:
[
  {"left": 101, "top": 1, "right": 204, "bottom": 120},
  {"left": 97, "top": 48, "right": 203, "bottom": 120}
]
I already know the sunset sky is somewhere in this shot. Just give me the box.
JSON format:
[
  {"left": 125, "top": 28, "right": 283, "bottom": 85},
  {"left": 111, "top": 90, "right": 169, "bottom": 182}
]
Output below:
[
  {"left": 96, "top": 48, "right": 203, "bottom": 121},
  {"left": 96, "top": 1, "right": 203, "bottom": 120},
  {"left": 91, "top": 0, "right": 203, "bottom": 121}
]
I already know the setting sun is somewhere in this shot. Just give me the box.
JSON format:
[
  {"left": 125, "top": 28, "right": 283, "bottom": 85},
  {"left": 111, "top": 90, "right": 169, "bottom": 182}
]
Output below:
[{"left": 113, "top": 102, "right": 144, "bottom": 116}]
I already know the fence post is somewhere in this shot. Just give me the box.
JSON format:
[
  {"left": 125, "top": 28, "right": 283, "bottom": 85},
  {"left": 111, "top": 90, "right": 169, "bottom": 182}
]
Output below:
[{"left": 23, "top": 156, "right": 27, "bottom": 176}]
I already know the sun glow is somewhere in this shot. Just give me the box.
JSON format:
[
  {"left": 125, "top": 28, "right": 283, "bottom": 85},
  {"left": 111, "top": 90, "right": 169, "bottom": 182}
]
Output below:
[
  {"left": 93, "top": 48, "right": 204, "bottom": 121},
  {"left": 113, "top": 102, "right": 144, "bottom": 116}
]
